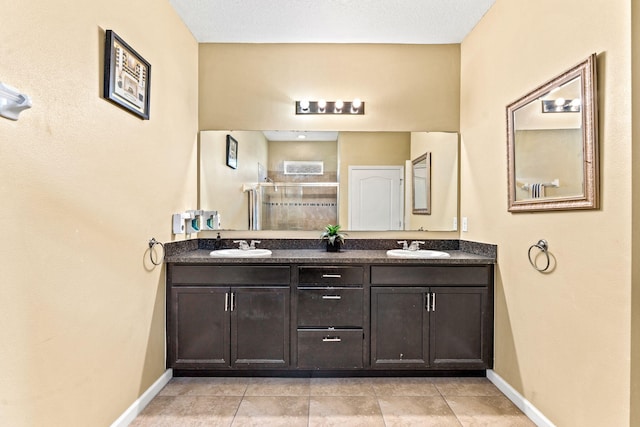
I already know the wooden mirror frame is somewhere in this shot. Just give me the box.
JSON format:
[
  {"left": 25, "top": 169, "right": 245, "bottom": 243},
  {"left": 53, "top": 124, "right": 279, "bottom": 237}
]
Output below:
[
  {"left": 412, "top": 152, "right": 431, "bottom": 215},
  {"left": 506, "top": 53, "right": 599, "bottom": 212}
]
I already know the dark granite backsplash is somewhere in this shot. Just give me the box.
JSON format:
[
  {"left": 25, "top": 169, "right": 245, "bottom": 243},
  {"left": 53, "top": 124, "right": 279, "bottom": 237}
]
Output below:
[
  {"left": 460, "top": 240, "right": 497, "bottom": 258},
  {"left": 197, "top": 238, "right": 460, "bottom": 251},
  {"left": 165, "top": 238, "right": 496, "bottom": 258},
  {"left": 164, "top": 239, "right": 198, "bottom": 257}
]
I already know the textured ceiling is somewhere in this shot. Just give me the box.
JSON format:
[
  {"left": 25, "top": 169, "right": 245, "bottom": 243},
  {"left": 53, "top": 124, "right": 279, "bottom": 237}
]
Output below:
[{"left": 168, "top": 0, "right": 496, "bottom": 44}]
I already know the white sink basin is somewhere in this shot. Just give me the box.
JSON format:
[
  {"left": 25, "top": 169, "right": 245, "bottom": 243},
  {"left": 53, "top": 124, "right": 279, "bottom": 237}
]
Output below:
[
  {"left": 386, "top": 249, "right": 451, "bottom": 259},
  {"left": 210, "top": 248, "right": 273, "bottom": 257}
]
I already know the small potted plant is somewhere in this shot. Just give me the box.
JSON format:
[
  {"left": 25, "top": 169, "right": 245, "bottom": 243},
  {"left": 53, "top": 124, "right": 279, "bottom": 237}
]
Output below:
[{"left": 320, "top": 224, "right": 346, "bottom": 252}]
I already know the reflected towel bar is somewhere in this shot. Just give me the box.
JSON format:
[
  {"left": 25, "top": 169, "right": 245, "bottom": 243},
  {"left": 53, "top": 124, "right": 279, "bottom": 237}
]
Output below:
[{"left": 518, "top": 179, "right": 560, "bottom": 191}]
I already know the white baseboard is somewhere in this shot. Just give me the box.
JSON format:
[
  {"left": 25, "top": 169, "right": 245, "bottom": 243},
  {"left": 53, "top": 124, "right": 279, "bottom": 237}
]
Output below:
[
  {"left": 487, "top": 369, "right": 555, "bottom": 427},
  {"left": 110, "top": 368, "right": 173, "bottom": 427}
]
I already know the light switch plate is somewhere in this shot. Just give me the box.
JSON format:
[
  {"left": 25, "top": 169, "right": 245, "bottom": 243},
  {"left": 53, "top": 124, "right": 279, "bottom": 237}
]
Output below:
[{"left": 462, "top": 217, "right": 468, "bottom": 232}]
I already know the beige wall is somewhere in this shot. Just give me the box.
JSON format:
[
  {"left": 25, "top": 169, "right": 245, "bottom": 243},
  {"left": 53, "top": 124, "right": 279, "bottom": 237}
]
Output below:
[
  {"left": 461, "top": 0, "right": 632, "bottom": 425},
  {"left": 0, "top": 2, "right": 198, "bottom": 426},
  {"left": 409, "top": 132, "right": 458, "bottom": 231},
  {"left": 268, "top": 140, "right": 338, "bottom": 180},
  {"left": 632, "top": 1, "right": 640, "bottom": 424},
  {"left": 200, "top": 131, "right": 268, "bottom": 230},
  {"left": 197, "top": 43, "right": 461, "bottom": 240},
  {"left": 514, "top": 129, "right": 583, "bottom": 199},
  {"left": 198, "top": 43, "right": 460, "bottom": 132}
]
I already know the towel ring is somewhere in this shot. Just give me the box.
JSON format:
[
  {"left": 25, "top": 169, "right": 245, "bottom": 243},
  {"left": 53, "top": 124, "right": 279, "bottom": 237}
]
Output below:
[
  {"left": 528, "top": 239, "right": 550, "bottom": 272},
  {"left": 148, "top": 238, "right": 165, "bottom": 266}
]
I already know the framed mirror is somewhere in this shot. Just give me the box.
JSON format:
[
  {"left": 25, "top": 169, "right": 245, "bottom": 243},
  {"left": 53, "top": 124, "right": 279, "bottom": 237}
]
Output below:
[
  {"left": 506, "top": 53, "right": 598, "bottom": 212},
  {"left": 412, "top": 152, "right": 431, "bottom": 214}
]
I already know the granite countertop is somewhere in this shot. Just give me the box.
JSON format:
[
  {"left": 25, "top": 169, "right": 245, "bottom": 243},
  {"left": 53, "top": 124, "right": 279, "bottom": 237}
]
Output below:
[{"left": 165, "top": 248, "right": 495, "bottom": 265}]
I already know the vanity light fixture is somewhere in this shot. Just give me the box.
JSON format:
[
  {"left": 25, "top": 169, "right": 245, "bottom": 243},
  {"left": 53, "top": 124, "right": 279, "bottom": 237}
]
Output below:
[
  {"left": 541, "top": 98, "right": 581, "bottom": 113},
  {"left": 295, "top": 98, "right": 365, "bottom": 115}
]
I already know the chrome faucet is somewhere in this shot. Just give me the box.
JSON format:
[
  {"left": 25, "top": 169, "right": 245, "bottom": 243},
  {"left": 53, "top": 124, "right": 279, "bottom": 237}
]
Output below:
[
  {"left": 233, "top": 240, "right": 250, "bottom": 250},
  {"left": 408, "top": 241, "right": 425, "bottom": 251},
  {"left": 250, "top": 240, "right": 261, "bottom": 249},
  {"left": 397, "top": 240, "right": 409, "bottom": 250}
]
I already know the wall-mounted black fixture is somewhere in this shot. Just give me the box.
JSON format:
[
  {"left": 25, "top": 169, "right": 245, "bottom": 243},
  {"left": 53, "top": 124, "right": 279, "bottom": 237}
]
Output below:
[{"left": 295, "top": 99, "right": 364, "bottom": 115}]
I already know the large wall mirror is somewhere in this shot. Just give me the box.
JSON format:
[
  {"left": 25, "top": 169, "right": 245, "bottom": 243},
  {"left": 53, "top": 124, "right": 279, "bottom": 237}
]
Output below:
[
  {"left": 199, "top": 130, "right": 458, "bottom": 232},
  {"left": 506, "top": 53, "right": 598, "bottom": 212}
]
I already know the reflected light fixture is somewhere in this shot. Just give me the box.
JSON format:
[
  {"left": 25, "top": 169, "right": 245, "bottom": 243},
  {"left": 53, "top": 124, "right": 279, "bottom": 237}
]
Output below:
[
  {"left": 541, "top": 97, "right": 581, "bottom": 113},
  {"left": 296, "top": 98, "right": 365, "bottom": 115}
]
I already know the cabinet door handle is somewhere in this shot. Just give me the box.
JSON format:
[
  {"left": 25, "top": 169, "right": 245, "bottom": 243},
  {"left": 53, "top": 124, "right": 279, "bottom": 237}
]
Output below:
[
  {"left": 225, "top": 292, "right": 229, "bottom": 312},
  {"left": 322, "top": 274, "right": 342, "bottom": 278},
  {"left": 230, "top": 292, "right": 235, "bottom": 312},
  {"left": 322, "top": 295, "right": 342, "bottom": 300},
  {"left": 322, "top": 337, "right": 342, "bottom": 342},
  {"left": 432, "top": 292, "right": 436, "bottom": 312},
  {"left": 426, "top": 293, "right": 430, "bottom": 312}
]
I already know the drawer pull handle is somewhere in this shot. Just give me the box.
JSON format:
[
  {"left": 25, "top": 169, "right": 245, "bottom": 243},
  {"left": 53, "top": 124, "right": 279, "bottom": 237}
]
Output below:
[
  {"left": 322, "top": 295, "right": 342, "bottom": 300},
  {"left": 322, "top": 337, "right": 342, "bottom": 342},
  {"left": 322, "top": 274, "right": 342, "bottom": 278}
]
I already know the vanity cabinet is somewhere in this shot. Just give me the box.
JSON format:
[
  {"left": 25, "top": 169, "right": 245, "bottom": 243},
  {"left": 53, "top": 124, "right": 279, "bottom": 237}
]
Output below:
[
  {"left": 371, "top": 287, "right": 429, "bottom": 368},
  {"left": 166, "top": 259, "right": 494, "bottom": 374},
  {"left": 167, "top": 265, "right": 290, "bottom": 370},
  {"left": 296, "top": 266, "right": 365, "bottom": 369},
  {"left": 370, "top": 266, "right": 492, "bottom": 370}
]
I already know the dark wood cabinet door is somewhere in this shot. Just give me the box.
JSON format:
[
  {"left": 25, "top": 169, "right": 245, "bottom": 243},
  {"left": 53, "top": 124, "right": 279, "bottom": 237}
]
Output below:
[
  {"left": 231, "top": 287, "right": 290, "bottom": 368},
  {"left": 170, "top": 287, "right": 230, "bottom": 368},
  {"left": 429, "top": 287, "right": 489, "bottom": 369},
  {"left": 371, "top": 287, "right": 429, "bottom": 368}
]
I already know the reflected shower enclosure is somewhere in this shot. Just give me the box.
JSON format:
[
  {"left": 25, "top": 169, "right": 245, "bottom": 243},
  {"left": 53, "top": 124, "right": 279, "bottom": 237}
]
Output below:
[{"left": 247, "top": 183, "right": 339, "bottom": 230}]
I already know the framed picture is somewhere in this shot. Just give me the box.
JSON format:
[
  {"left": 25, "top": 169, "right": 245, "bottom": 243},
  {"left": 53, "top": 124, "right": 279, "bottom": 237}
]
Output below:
[
  {"left": 103, "top": 30, "right": 151, "bottom": 120},
  {"left": 226, "top": 135, "right": 238, "bottom": 169}
]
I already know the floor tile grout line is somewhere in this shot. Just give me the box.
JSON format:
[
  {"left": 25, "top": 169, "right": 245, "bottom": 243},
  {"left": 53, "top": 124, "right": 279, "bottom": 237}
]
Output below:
[{"left": 135, "top": 377, "right": 531, "bottom": 426}]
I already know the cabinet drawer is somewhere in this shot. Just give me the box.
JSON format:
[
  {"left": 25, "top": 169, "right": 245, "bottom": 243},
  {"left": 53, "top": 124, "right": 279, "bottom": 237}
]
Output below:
[
  {"left": 371, "top": 266, "right": 490, "bottom": 286},
  {"left": 297, "top": 329, "right": 363, "bottom": 369},
  {"left": 171, "top": 265, "right": 290, "bottom": 285},
  {"left": 297, "top": 288, "right": 363, "bottom": 327},
  {"left": 298, "top": 266, "right": 363, "bottom": 286}
]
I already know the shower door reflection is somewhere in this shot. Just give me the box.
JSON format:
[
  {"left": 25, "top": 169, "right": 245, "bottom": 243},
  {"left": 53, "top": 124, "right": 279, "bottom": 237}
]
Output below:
[{"left": 249, "top": 183, "right": 339, "bottom": 230}]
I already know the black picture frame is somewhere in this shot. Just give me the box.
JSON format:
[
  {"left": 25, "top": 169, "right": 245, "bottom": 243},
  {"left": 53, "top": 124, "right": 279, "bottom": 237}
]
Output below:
[
  {"left": 226, "top": 135, "right": 238, "bottom": 169},
  {"left": 103, "top": 30, "right": 151, "bottom": 120}
]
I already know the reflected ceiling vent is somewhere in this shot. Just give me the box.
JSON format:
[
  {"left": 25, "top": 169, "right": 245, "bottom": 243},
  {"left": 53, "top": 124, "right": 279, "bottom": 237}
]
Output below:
[{"left": 283, "top": 161, "right": 324, "bottom": 175}]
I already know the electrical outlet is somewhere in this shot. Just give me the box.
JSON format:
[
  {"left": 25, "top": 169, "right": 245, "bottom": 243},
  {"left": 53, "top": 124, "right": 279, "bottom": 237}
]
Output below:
[
  {"left": 462, "top": 217, "right": 468, "bottom": 232},
  {"left": 453, "top": 217, "right": 458, "bottom": 230}
]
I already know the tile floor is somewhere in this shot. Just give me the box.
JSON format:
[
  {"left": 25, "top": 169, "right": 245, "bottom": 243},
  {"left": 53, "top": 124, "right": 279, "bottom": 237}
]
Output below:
[{"left": 130, "top": 376, "right": 536, "bottom": 426}]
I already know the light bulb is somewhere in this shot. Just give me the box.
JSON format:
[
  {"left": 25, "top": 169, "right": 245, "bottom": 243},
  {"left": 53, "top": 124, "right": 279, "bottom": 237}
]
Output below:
[
  {"left": 335, "top": 99, "right": 344, "bottom": 112},
  {"left": 351, "top": 98, "right": 362, "bottom": 113},
  {"left": 299, "top": 100, "right": 310, "bottom": 111},
  {"left": 318, "top": 99, "right": 327, "bottom": 112}
]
